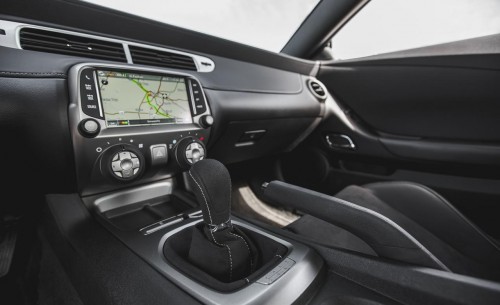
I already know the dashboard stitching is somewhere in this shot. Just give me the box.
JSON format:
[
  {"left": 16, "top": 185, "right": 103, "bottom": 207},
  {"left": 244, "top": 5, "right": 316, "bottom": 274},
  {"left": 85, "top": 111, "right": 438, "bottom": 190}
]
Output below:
[{"left": 0, "top": 71, "right": 67, "bottom": 78}]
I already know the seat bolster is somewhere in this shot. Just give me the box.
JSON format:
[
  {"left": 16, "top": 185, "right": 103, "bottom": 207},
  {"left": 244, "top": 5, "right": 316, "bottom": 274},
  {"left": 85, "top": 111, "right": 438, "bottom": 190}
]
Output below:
[{"left": 360, "top": 181, "right": 500, "bottom": 266}]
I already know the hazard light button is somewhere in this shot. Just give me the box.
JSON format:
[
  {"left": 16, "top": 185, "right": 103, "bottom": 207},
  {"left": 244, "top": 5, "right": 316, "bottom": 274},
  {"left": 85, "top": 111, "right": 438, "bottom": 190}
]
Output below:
[{"left": 150, "top": 144, "right": 169, "bottom": 165}]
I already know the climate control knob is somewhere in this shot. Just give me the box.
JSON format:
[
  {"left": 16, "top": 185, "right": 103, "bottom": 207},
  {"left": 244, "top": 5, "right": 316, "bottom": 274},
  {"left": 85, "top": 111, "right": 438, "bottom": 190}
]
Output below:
[
  {"left": 110, "top": 151, "right": 141, "bottom": 179},
  {"left": 174, "top": 137, "right": 206, "bottom": 170},
  {"left": 101, "top": 144, "right": 145, "bottom": 182}
]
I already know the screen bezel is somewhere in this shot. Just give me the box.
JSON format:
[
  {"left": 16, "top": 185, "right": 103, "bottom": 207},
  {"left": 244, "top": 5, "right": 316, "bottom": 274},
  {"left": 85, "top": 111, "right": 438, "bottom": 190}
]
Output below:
[{"left": 95, "top": 68, "right": 195, "bottom": 128}]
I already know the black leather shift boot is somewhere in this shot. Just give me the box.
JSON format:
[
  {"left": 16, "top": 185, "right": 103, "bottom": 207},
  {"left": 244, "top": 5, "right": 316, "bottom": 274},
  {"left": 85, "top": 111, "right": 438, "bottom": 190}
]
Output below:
[{"left": 188, "top": 223, "right": 258, "bottom": 282}]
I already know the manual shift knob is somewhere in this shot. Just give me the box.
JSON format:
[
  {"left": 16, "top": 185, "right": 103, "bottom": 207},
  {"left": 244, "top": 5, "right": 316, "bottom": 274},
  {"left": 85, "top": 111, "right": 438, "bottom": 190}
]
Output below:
[{"left": 188, "top": 159, "right": 231, "bottom": 227}]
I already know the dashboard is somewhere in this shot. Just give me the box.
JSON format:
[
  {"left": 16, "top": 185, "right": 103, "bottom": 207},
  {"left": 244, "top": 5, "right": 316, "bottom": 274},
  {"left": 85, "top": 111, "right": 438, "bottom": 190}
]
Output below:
[{"left": 0, "top": 18, "right": 326, "bottom": 197}]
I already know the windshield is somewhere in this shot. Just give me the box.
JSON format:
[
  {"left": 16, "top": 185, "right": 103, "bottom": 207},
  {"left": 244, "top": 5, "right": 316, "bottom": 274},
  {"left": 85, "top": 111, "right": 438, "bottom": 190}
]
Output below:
[
  {"left": 331, "top": 0, "right": 500, "bottom": 60},
  {"left": 81, "top": 0, "right": 320, "bottom": 53}
]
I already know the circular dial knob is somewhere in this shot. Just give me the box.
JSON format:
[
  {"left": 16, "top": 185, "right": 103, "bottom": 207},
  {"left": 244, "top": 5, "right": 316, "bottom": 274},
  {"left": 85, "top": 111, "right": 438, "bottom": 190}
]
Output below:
[
  {"left": 78, "top": 118, "right": 100, "bottom": 137},
  {"left": 174, "top": 137, "right": 206, "bottom": 170},
  {"left": 101, "top": 145, "right": 145, "bottom": 182},
  {"left": 199, "top": 114, "right": 214, "bottom": 128}
]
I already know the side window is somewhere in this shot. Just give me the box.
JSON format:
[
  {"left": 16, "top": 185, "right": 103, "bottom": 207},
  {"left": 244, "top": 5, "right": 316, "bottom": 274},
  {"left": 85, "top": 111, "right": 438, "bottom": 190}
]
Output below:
[{"left": 330, "top": 0, "right": 500, "bottom": 60}]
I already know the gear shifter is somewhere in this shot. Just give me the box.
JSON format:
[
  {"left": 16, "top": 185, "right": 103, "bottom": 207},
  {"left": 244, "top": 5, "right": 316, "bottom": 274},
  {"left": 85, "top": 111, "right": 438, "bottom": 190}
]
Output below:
[
  {"left": 188, "top": 158, "right": 232, "bottom": 230},
  {"left": 187, "top": 159, "right": 258, "bottom": 282}
]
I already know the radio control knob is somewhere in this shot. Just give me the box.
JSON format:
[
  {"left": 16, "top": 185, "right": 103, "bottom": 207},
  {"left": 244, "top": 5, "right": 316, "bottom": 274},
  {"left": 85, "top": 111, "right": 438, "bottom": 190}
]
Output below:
[
  {"left": 78, "top": 118, "right": 100, "bottom": 137},
  {"left": 174, "top": 137, "right": 206, "bottom": 169},
  {"left": 199, "top": 115, "right": 214, "bottom": 129}
]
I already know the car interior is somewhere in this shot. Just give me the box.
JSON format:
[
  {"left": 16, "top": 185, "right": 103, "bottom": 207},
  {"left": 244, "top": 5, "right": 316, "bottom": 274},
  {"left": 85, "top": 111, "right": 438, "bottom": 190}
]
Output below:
[{"left": 1, "top": 0, "right": 500, "bottom": 304}]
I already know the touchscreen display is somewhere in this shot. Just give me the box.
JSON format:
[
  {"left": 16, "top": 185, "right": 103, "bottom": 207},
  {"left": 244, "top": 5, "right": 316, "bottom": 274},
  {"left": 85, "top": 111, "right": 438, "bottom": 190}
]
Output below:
[{"left": 96, "top": 70, "right": 193, "bottom": 127}]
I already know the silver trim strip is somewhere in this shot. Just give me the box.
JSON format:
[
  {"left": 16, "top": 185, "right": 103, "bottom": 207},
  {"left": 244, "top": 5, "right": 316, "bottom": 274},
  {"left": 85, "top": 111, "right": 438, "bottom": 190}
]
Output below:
[
  {"left": 330, "top": 192, "right": 450, "bottom": 271},
  {"left": 92, "top": 70, "right": 104, "bottom": 117},
  {"left": 122, "top": 43, "right": 133, "bottom": 63},
  {"left": 0, "top": 19, "right": 215, "bottom": 72},
  {"left": 143, "top": 217, "right": 184, "bottom": 235},
  {"left": 325, "top": 134, "right": 356, "bottom": 150},
  {"left": 92, "top": 180, "right": 173, "bottom": 213},
  {"left": 235, "top": 142, "right": 255, "bottom": 147}
]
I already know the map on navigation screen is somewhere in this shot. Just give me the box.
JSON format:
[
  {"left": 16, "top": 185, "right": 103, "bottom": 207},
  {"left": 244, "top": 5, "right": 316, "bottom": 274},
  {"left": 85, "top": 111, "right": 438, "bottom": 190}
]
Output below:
[{"left": 96, "top": 70, "right": 193, "bottom": 127}]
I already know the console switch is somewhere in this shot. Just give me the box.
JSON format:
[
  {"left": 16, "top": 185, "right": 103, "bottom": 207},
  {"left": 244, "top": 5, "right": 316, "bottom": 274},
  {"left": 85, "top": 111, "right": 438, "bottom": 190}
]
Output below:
[
  {"left": 189, "top": 79, "right": 207, "bottom": 115},
  {"left": 79, "top": 68, "right": 103, "bottom": 119},
  {"left": 150, "top": 144, "right": 168, "bottom": 165}
]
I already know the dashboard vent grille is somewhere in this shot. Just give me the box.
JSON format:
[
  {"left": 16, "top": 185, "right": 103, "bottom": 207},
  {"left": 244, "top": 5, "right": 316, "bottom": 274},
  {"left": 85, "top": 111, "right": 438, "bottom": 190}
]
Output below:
[
  {"left": 19, "top": 28, "right": 127, "bottom": 62},
  {"left": 307, "top": 79, "right": 327, "bottom": 101},
  {"left": 129, "top": 46, "right": 197, "bottom": 71}
]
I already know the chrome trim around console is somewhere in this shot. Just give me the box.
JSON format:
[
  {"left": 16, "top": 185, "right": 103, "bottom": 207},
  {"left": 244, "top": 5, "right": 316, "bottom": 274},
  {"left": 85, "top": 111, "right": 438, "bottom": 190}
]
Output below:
[
  {"left": 92, "top": 179, "right": 173, "bottom": 213},
  {"left": 153, "top": 218, "right": 324, "bottom": 305}
]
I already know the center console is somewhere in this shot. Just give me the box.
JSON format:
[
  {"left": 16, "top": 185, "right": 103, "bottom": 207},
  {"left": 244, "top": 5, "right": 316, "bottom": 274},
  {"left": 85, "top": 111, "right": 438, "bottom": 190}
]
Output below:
[
  {"left": 68, "top": 63, "right": 324, "bottom": 304},
  {"left": 81, "top": 180, "right": 323, "bottom": 304},
  {"left": 69, "top": 63, "right": 213, "bottom": 196}
]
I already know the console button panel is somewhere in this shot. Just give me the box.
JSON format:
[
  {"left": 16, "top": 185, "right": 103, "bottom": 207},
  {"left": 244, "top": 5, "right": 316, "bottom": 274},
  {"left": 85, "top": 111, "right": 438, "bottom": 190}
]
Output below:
[
  {"left": 73, "top": 130, "right": 209, "bottom": 196},
  {"left": 189, "top": 79, "right": 207, "bottom": 115},
  {"left": 79, "top": 69, "right": 103, "bottom": 119},
  {"left": 69, "top": 63, "right": 212, "bottom": 196},
  {"left": 150, "top": 144, "right": 168, "bottom": 165}
]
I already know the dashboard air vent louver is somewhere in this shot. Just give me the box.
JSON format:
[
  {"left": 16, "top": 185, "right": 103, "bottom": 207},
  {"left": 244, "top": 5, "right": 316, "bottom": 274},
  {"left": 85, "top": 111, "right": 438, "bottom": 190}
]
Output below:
[
  {"left": 307, "top": 79, "right": 328, "bottom": 101},
  {"left": 19, "top": 28, "right": 127, "bottom": 62},
  {"left": 129, "top": 46, "right": 197, "bottom": 71}
]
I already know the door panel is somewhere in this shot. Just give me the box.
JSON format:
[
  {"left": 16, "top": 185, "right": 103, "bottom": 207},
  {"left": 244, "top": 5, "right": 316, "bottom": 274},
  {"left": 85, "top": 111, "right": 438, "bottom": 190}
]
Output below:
[
  {"left": 318, "top": 65, "right": 500, "bottom": 142},
  {"left": 281, "top": 35, "right": 500, "bottom": 239}
]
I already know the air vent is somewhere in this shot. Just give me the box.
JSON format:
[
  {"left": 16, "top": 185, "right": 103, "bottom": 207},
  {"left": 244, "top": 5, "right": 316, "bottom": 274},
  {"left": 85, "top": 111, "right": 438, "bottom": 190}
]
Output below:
[
  {"left": 307, "top": 79, "right": 328, "bottom": 101},
  {"left": 129, "top": 46, "right": 197, "bottom": 71},
  {"left": 19, "top": 28, "right": 127, "bottom": 62}
]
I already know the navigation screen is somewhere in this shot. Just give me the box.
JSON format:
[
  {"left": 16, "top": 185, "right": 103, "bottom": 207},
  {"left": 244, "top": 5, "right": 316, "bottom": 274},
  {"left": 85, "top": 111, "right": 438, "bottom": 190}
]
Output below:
[{"left": 96, "top": 70, "right": 193, "bottom": 127}]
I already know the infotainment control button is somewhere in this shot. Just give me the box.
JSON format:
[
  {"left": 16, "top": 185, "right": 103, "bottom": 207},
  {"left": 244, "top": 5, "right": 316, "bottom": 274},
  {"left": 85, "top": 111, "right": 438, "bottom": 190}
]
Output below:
[
  {"left": 79, "top": 68, "right": 103, "bottom": 119},
  {"left": 189, "top": 79, "right": 207, "bottom": 115},
  {"left": 78, "top": 118, "right": 100, "bottom": 138},
  {"left": 199, "top": 115, "right": 213, "bottom": 129}
]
